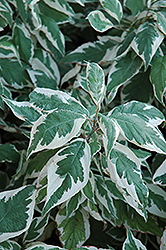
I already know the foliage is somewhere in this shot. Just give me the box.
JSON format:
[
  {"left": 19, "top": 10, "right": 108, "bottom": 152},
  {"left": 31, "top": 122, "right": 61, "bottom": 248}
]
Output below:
[{"left": 0, "top": 0, "right": 166, "bottom": 249}]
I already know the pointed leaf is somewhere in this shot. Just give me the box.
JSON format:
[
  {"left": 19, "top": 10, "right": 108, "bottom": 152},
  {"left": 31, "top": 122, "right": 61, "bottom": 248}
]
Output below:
[
  {"left": 43, "top": 0, "right": 75, "bottom": 17},
  {"left": 86, "top": 62, "right": 105, "bottom": 106},
  {"left": 131, "top": 21, "right": 164, "bottom": 70},
  {"left": 99, "top": 0, "right": 123, "bottom": 22},
  {"left": 0, "top": 240, "right": 21, "bottom": 250},
  {"left": 0, "top": 0, "right": 13, "bottom": 28},
  {"left": 150, "top": 55, "right": 166, "bottom": 105},
  {"left": 56, "top": 206, "right": 90, "bottom": 249},
  {"left": 66, "top": 191, "right": 85, "bottom": 218},
  {"left": 0, "top": 185, "right": 36, "bottom": 242},
  {"left": 160, "top": 229, "right": 166, "bottom": 250},
  {"left": 152, "top": 159, "right": 166, "bottom": 186},
  {"left": 123, "top": 228, "right": 147, "bottom": 250},
  {"left": 42, "top": 139, "right": 91, "bottom": 214},
  {"left": 124, "top": 0, "right": 146, "bottom": 15},
  {"left": 152, "top": 11, "right": 166, "bottom": 35},
  {"left": 87, "top": 10, "right": 114, "bottom": 32},
  {"left": 0, "top": 144, "right": 20, "bottom": 163},
  {"left": 107, "top": 51, "right": 143, "bottom": 103},
  {"left": 108, "top": 101, "right": 166, "bottom": 154}
]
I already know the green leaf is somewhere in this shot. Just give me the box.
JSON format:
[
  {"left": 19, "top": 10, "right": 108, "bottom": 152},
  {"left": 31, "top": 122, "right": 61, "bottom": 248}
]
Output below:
[
  {"left": 42, "top": 139, "right": 91, "bottom": 215},
  {"left": 66, "top": 191, "right": 85, "bottom": 218},
  {"left": 108, "top": 101, "right": 166, "bottom": 154},
  {"left": 124, "top": 0, "right": 146, "bottom": 15},
  {"left": 152, "top": 159, "right": 166, "bottom": 186},
  {"left": 0, "top": 240, "right": 21, "bottom": 250},
  {"left": 15, "top": 0, "right": 26, "bottom": 22},
  {"left": 82, "top": 171, "right": 96, "bottom": 203},
  {"left": 13, "top": 22, "right": 34, "bottom": 64},
  {"left": 152, "top": 11, "right": 166, "bottom": 35},
  {"left": 150, "top": 55, "right": 166, "bottom": 105},
  {"left": 99, "top": 0, "right": 123, "bottom": 22},
  {"left": 107, "top": 143, "right": 149, "bottom": 219},
  {"left": 107, "top": 51, "right": 143, "bottom": 103},
  {"left": 43, "top": 0, "right": 75, "bottom": 17},
  {"left": 86, "top": 10, "right": 114, "bottom": 32},
  {"left": 122, "top": 228, "right": 147, "bottom": 250},
  {"left": 0, "top": 144, "right": 20, "bottom": 163},
  {"left": 131, "top": 20, "right": 164, "bottom": 71},
  {"left": 25, "top": 243, "right": 63, "bottom": 250},
  {"left": 0, "top": 36, "right": 20, "bottom": 61},
  {"left": 86, "top": 62, "right": 105, "bottom": 107},
  {"left": 23, "top": 214, "right": 49, "bottom": 243},
  {"left": 0, "top": 185, "right": 36, "bottom": 242},
  {"left": 98, "top": 114, "right": 119, "bottom": 157},
  {"left": 56, "top": 206, "right": 90, "bottom": 249},
  {"left": 116, "top": 30, "right": 135, "bottom": 57},
  {"left": 0, "top": 0, "right": 13, "bottom": 27},
  {"left": 82, "top": 199, "right": 103, "bottom": 222}
]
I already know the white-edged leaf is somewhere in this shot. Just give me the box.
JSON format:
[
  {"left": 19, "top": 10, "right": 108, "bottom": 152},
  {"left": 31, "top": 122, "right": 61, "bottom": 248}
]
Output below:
[
  {"left": 0, "top": 240, "right": 21, "bottom": 250},
  {"left": 82, "top": 171, "right": 96, "bottom": 203},
  {"left": 43, "top": 0, "right": 75, "bottom": 16},
  {"left": 122, "top": 228, "right": 147, "bottom": 250},
  {"left": 27, "top": 110, "right": 86, "bottom": 157},
  {"left": 41, "top": 139, "right": 91, "bottom": 215},
  {"left": 23, "top": 214, "right": 49, "bottom": 243},
  {"left": 66, "top": 191, "right": 86, "bottom": 218},
  {"left": 12, "top": 22, "right": 34, "bottom": 64},
  {"left": 0, "top": 144, "right": 20, "bottom": 163},
  {"left": 86, "top": 10, "right": 114, "bottom": 32},
  {"left": 131, "top": 20, "right": 164, "bottom": 71},
  {"left": 107, "top": 51, "right": 143, "bottom": 103},
  {"left": 61, "top": 64, "right": 81, "bottom": 87},
  {"left": 0, "top": 185, "right": 36, "bottom": 242},
  {"left": 86, "top": 62, "right": 105, "bottom": 106},
  {"left": 98, "top": 113, "right": 119, "bottom": 157},
  {"left": 56, "top": 206, "right": 90, "bottom": 249},
  {"left": 150, "top": 55, "right": 166, "bottom": 106},
  {"left": 107, "top": 143, "right": 149, "bottom": 219},
  {"left": 82, "top": 199, "right": 104, "bottom": 222},
  {"left": 124, "top": 0, "right": 146, "bottom": 15},
  {"left": 160, "top": 228, "right": 166, "bottom": 250},
  {"left": 108, "top": 101, "right": 166, "bottom": 154},
  {"left": 99, "top": 0, "right": 123, "bottom": 22},
  {"left": 152, "top": 159, "right": 166, "bottom": 186},
  {"left": 25, "top": 243, "right": 63, "bottom": 250},
  {"left": 0, "top": 0, "right": 13, "bottom": 28},
  {"left": 152, "top": 11, "right": 166, "bottom": 35},
  {"left": 0, "top": 36, "right": 20, "bottom": 61},
  {"left": 147, "top": 183, "right": 166, "bottom": 218}
]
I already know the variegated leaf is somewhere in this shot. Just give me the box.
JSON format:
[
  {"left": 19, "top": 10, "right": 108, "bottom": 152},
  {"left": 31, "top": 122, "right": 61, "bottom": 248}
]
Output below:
[
  {"left": 147, "top": 183, "right": 166, "bottom": 218},
  {"left": 86, "top": 10, "right": 114, "bottom": 32},
  {"left": 107, "top": 51, "right": 143, "bottom": 103},
  {"left": 86, "top": 62, "right": 105, "bottom": 107},
  {"left": 124, "top": 0, "right": 146, "bottom": 15},
  {"left": 98, "top": 113, "right": 120, "bottom": 157},
  {"left": 12, "top": 22, "right": 34, "bottom": 64},
  {"left": 107, "top": 143, "right": 149, "bottom": 219},
  {"left": 82, "top": 199, "right": 103, "bottom": 222},
  {"left": 116, "top": 30, "right": 135, "bottom": 57},
  {"left": 152, "top": 159, "right": 166, "bottom": 186},
  {"left": 160, "top": 229, "right": 166, "bottom": 250},
  {"left": 152, "top": 11, "right": 166, "bottom": 35},
  {"left": 131, "top": 20, "right": 164, "bottom": 70},
  {"left": 42, "top": 139, "right": 91, "bottom": 215},
  {"left": 82, "top": 171, "right": 96, "bottom": 203},
  {"left": 66, "top": 191, "right": 86, "bottom": 218},
  {"left": 27, "top": 110, "right": 86, "bottom": 157},
  {"left": 122, "top": 228, "right": 147, "bottom": 250},
  {"left": 150, "top": 55, "right": 166, "bottom": 106},
  {"left": 0, "top": 240, "right": 21, "bottom": 250},
  {"left": 15, "top": 0, "right": 26, "bottom": 22},
  {"left": 0, "top": 185, "right": 36, "bottom": 242},
  {"left": 23, "top": 214, "right": 49, "bottom": 243},
  {"left": 61, "top": 64, "right": 81, "bottom": 87},
  {"left": 0, "top": 36, "right": 20, "bottom": 60},
  {"left": 25, "top": 243, "right": 62, "bottom": 250},
  {"left": 56, "top": 206, "right": 90, "bottom": 249},
  {"left": 108, "top": 101, "right": 166, "bottom": 154},
  {"left": 0, "top": 144, "right": 20, "bottom": 163},
  {"left": 43, "top": 0, "right": 75, "bottom": 16},
  {"left": 0, "top": 0, "right": 13, "bottom": 29},
  {"left": 99, "top": 0, "right": 123, "bottom": 22}
]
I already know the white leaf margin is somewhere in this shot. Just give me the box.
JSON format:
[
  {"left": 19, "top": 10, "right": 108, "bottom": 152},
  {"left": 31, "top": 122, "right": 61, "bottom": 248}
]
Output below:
[{"left": 152, "top": 159, "right": 166, "bottom": 186}]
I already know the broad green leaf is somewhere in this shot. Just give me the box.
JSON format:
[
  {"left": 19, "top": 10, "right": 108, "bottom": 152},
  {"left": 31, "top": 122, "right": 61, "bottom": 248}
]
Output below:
[
  {"left": 108, "top": 101, "right": 166, "bottom": 154},
  {"left": 0, "top": 185, "right": 36, "bottom": 242},
  {"left": 99, "top": 0, "right": 123, "bottom": 22},
  {"left": 116, "top": 30, "right": 135, "bottom": 57},
  {"left": 0, "top": 59, "right": 31, "bottom": 89},
  {"left": 122, "top": 228, "right": 147, "bottom": 250},
  {"left": 12, "top": 22, "right": 34, "bottom": 64},
  {"left": 152, "top": 159, "right": 166, "bottom": 186},
  {"left": 107, "top": 143, "right": 149, "bottom": 219},
  {"left": 0, "top": 240, "right": 21, "bottom": 250},
  {"left": 147, "top": 183, "right": 166, "bottom": 218},
  {"left": 56, "top": 206, "right": 90, "bottom": 248},
  {"left": 42, "top": 139, "right": 91, "bottom": 214},
  {"left": 61, "top": 37, "right": 118, "bottom": 64},
  {"left": 82, "top": 171, "right": 96, "bottom": 203},
  {"left": 98, "top": 114, "right": 119, "bottom": 157},
  {"left": 66, "top": 191, "right": 85, "bottom": 218},
  {"left": 15, "top": 0, "right": 26, "bottom": 22},
  {"left": 39, "top": 14, "right": 65, "bottom": 55},
  {"left": 152, "top": 11, "right": 166, "bottom": 35},
  {"left": 160, "top": 229, "right": 166, "bottom": 250},
  {"left": 0, "top": 0, "right": 13, "bottom": 27},
  {"left": 23, "top": 214, "right": 49, "bottom": 243},
  {"left": 150, "top": 55, "right": 166, "bottom": 105},
  {"left": 124, "top": 0, "right": 146, "bottom": 15},
  {"left": 43, "top": 0, "right": 75, "bottom": 16},
  {"left": 27, "top": 110, "right": 86, "bottom": 157},
  {"left": 86, "top": 62, "right": 105, "bottom": 106},
  {"left": 131, "top": 21, "right": 164, "bottom": 71},
  {"left": 107, "top": 51, "right": 143, "bottom": 103},
  {"left": 86, "top": 10, "right": 114, "bottom": 32},
  {"left": 0, "top": 144, "right": 20, "bottom": 163}
]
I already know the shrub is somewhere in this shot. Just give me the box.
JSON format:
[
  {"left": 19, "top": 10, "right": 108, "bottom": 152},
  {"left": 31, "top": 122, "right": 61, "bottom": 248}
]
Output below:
[{"left": 0, "top": 0, "right": 166, "bottom": 249}]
